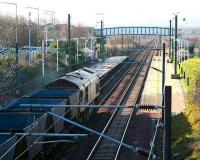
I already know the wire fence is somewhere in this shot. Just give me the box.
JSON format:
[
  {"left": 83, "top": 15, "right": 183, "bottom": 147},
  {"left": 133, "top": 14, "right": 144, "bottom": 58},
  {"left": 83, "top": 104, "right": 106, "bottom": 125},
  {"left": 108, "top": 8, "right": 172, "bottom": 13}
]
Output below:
[{"left": 0, "top": 47, "right": 89, "bottom": 105}]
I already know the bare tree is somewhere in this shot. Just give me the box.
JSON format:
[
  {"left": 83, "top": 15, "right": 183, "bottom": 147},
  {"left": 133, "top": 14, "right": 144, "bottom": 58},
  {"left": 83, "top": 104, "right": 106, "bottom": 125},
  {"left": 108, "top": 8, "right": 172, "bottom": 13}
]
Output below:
[
  {"left": 0, "top": 13, "right": 39, "bottom": 47},
  {"left": 0, "top": 14, "right": 15, "bottom": 47}
]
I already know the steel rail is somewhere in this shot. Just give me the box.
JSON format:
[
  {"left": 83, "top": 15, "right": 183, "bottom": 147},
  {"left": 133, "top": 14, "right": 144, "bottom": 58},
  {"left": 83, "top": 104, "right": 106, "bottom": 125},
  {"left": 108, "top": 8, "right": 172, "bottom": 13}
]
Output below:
[
  {"left": 100, "top": 42, "right": 152, "bottom": 92},
  {"left": 87, "top": 41, "right": 155, "bottom": 160},
  {"left": 99, "top": 41, "right": 153, "bottom": 105},
  {"left": 100, "top": 49, "right": 142, "bottom": 92},
  {"left": 115, "top": 44, "right": 156, "bottom": 160},
  {"left": 11, "top": 41, "right": 154, "bottom": 160}
]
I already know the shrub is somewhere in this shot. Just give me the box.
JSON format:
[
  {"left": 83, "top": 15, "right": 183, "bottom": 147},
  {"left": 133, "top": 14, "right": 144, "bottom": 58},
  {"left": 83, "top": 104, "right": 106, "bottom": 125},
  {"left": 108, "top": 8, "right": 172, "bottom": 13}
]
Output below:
[{"left": 36, "top": 53, "right": 42, "bottom": 59}]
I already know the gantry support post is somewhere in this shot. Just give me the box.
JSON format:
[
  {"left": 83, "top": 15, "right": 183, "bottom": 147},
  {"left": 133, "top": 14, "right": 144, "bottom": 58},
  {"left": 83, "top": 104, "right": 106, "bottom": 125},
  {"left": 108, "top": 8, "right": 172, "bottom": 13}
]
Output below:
[
  {"left": 172, "top": 38, "right": 174, "bottom": 61},
  {"left": 68, "top": 14, "right": 71, "bottom": 72},
  {"left": 162, "top": 43, "right": 166, "bottom": 122},
  {"left": 122, "top": 34, "right": 124, "bottom": 49},
  {"left": 174, "top": 15, "right": 178, "bottom": 74},
  {"left": 100, "top": 20, "right": 105, "bottom": 62},
  {"left": 163, "top": 86, "right": 172, "bottom": 160},
  {"left": 169, "top": 20, "right": 172, "bottom": 60}
]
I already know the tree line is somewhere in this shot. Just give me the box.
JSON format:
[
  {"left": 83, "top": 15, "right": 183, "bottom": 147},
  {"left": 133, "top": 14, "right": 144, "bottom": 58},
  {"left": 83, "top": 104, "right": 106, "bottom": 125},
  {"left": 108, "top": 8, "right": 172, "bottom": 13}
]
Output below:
[
  {"left": 0, "top": 13, "right": 93, "bottom": 49},
  {"left": 0, "top": 13, "right": 40, "bottom": 47}
]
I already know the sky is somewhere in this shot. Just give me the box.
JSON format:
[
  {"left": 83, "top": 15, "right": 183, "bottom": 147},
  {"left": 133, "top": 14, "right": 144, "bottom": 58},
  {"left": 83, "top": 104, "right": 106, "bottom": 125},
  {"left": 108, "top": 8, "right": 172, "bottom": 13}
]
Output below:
[{"left": 0, "top": 0, "right": 200, "bottom": 28}]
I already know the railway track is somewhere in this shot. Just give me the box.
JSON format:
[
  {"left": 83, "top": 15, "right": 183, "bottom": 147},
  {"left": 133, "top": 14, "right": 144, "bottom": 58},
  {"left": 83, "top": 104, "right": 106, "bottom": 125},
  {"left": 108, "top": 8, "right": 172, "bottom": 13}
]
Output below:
[
  {"left": 87, "top": 41, "right": 156, "bottom": 160},
  {"left": 118, "top": 45, "right": 161, "bottom": 160},
  {"left": 50, "top": 40, "right": 156, "bottom": 160},
  {"left": 99, "top": 41, "right": 154, "bottom": 104}
]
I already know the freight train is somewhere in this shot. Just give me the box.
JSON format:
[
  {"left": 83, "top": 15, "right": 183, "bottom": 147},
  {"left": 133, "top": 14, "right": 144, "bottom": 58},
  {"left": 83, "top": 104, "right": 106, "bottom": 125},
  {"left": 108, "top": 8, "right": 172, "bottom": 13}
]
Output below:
[{"left": 0, "top": 56, "right": 127, "bottom": 160}]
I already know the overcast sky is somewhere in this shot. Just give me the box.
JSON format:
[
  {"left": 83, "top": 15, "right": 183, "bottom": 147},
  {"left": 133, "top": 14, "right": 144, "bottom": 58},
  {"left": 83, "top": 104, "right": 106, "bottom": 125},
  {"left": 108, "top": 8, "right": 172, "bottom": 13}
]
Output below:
[{"left": 0, "top": 0, "right": 200, "bottom": 27}]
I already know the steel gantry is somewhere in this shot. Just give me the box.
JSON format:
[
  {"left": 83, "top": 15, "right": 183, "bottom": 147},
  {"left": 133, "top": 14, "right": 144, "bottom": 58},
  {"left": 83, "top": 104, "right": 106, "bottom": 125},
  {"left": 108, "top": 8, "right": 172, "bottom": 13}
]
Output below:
[{"left": 94, "top": 26, "right": 173, "bottom": 63}]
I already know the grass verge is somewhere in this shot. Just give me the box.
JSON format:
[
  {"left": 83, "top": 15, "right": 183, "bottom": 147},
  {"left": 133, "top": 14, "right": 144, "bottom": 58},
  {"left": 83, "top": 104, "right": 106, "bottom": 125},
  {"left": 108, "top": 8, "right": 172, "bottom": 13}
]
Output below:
[{"left": 172, "top": 58, "right": 200, "bottom": 159}]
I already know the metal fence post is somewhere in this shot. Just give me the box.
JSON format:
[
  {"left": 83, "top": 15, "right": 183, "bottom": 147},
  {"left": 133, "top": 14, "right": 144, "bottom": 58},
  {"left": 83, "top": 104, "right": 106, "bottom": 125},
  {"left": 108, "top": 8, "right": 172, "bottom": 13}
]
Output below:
[
  {"left": 164, "top": 85, "right": 172, "bottom": 160},
  {"left": 187, "top": 76, "right": 190, "bottom": 86}
]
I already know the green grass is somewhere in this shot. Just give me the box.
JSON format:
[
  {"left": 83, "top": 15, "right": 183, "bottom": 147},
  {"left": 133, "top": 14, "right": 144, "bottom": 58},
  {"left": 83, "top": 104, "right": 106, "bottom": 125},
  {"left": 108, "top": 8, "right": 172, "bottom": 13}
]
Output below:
[
  {"left": 172, "top": 113, "right": 193, "bottom": 158},
  {"left": 187, "top": 152, "right": 200, "bottom": 160},
  {"left": 180, "top": 58, "right": 200, "bottom": 93},
  {"left": 172, "top": 58, "right": 200, "bottom": 159}
]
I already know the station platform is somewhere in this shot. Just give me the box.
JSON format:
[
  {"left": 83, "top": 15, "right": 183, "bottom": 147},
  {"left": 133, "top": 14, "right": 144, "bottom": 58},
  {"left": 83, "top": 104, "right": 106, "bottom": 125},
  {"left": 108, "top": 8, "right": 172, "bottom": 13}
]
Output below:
[{"left": 140, "top": 56, "right": 185, "bottom": 115}]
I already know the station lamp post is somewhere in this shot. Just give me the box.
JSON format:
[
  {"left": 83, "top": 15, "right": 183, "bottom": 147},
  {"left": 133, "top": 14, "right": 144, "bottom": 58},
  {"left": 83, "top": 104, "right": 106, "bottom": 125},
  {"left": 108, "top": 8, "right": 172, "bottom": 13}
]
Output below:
[
  {"left": 42, "top": 10, "right": 56, "bottom": 43},
  {"left": 182, "top": 18, "right": 186, "bottom": 61},
  {"left": 25, "top": 7, "right": 40, "bottom": 47},
  {"left": 173, "top": 12, "right": 179, "bottom": 75},
  {"left": 27, "top": 12, "right": 32, "bottom": 65},
  {"left": 73, "top": 38, "right": 79, "bottom": 64},
  {"left": 44, "top": 26, "right": 48, "bottom": 55},
  {"left": 100, "top": 20, "right": 105, "bottom": 62},
  {"left": 80, "top": 37, "right": 88, "bottom": 62},
  {"left": 169, "top": 20, "right": 172, "bottom": 60},
  {"left": 0, "top": 2, "right": 19, "bottom": 96},
  {"left": 170, "top": 17, "right": 175, "bottom": 62},
  {"left": 96, "top": 13, "right": 104, "bottom": 27},
  {"left": 96, "top": 13, "right": 105, "bottom": 62},
  {"left": 43, "top": 10, "right": 55, "bottom": 26},
  {"left": 68, "top": 14, "right": 71, "bottom": 72}
]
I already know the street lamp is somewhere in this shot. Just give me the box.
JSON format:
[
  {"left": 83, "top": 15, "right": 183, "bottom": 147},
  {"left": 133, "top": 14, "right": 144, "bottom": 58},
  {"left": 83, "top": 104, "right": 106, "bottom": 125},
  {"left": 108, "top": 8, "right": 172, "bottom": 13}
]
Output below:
[
  {"left": 182, "top": 18, "right": 187, "bottom": 61},
  {"left": 42, "top": 10, "right": 55, "bottom": 25},
  {"left": 95, "top": 21, "right": 100, "bottom": 29},
  {"left": 27, "top": 12, "right": 32, "bottom": 65},
  {"left": 96, "top": 13, "right": 104, "bottom": 27},
  {"left": 43, "top": 23, "right": 54, "bottom": 55},
  {"left": 172, "top": 12, "right": 179, "bottom": 75},
  {"left": 25, "top": 7, "right": 40, "bottom": 47},
  {"left": 80, "top": 37, "right": 88, "bottom": 61},
  {"left": 44, "top": 26, "right": 48, "bottom": 55},
  {"left": 42, "top": 10, "right": 56, "bottom": 39},
  {"left": 0, "top": 2, "right": 19, "bottom": 95},
  {"left": 171, "top": 17, "right": 175, "bottom": 62}
]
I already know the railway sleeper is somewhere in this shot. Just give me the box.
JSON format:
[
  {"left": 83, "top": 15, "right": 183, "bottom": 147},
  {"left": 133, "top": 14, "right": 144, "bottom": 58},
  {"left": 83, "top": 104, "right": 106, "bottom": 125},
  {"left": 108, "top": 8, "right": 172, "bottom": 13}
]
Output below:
[{"left": 48, "top": 112, "right": 157, "bottom": 158}]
